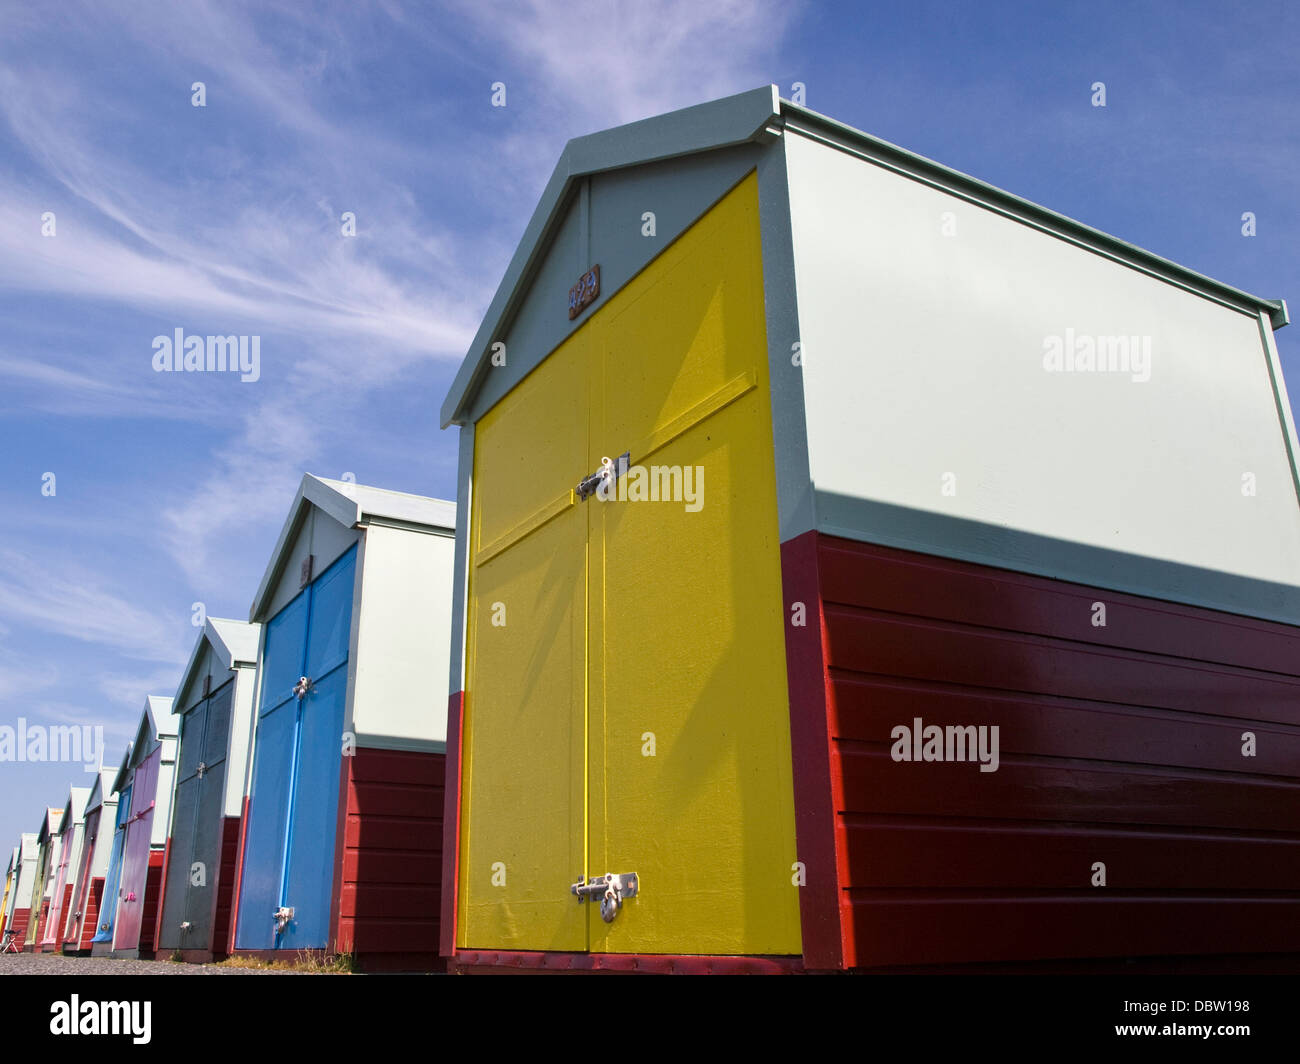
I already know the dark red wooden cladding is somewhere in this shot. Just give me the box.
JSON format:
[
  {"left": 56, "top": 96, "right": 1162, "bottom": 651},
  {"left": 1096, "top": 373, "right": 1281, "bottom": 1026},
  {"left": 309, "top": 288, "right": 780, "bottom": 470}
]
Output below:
[
  {"left": 78, "top": 880, "right": 101, "bottom": 952},
  {"left": 55, "top": 884, "right": 73, "bottom": 951},
  {"left": 337, "top": 746, "right": 445, "bottom": 971},
  {"left": 137, "top": 854, "right": 164, "bottom": 958},
  {"left": 209, "top": 817, "right": 240, "bottom": 959},
  {"left": 810, "top": 532, "right": 1300, "bottom": 969},
  {"left": 845, "top": 817, "right": 1300, "bottom": 888}
]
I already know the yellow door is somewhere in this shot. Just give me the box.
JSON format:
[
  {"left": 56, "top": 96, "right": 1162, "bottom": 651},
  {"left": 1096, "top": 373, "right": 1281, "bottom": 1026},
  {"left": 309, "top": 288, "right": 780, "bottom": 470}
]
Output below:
[
  {"left": 461, "top": 171, "right": 801, "bottom": 955},
  {"left": 459, "top": 327, "right": 590, "bottom": 951}
]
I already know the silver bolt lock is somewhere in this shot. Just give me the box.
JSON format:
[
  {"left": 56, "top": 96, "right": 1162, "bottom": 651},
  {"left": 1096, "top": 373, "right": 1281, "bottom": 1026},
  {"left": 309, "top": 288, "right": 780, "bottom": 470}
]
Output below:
[
  {"left": 570, "top": 872, "right": 639, "bottom": 923},
  {"left": 273, "top": 906, "right": 295, "bottom": 933}
]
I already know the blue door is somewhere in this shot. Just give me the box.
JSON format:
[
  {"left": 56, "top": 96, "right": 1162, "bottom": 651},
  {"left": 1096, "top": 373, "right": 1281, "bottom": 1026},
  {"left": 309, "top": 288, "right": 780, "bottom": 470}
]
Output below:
[
  {"left": 90, "top": 783, "right": 130, "bottom": 944},
  {"left": 236, "top": 546, "right": 355, "bottom": 949}
]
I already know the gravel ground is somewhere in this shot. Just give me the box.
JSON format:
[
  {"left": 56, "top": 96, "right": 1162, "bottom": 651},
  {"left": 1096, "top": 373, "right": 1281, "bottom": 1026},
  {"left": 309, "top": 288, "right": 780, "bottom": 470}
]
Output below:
[{"left": 0, "top": 952, "right": 302, "bottom": 975}]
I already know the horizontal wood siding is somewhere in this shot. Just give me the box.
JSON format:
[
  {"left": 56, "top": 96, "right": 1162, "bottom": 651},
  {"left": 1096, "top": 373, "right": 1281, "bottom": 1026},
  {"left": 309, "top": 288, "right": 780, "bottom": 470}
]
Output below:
[
  {"left": 78, "top": 879, "right": 102, "bottom": 952},
  {"left": 210, "top": 817, "right": 240, "bottom": 958},
  {"left": 9, "top": 908, "right": 30, "bottom": 946},
  {"left": 337, "top": 746, "right": 445, "bottom": 971},
  {"left": 818, "top": 533, "right": 1300, "bottom": 968},
  {"left": 138, "top": 852, "right": 164, "bottom": 958}
]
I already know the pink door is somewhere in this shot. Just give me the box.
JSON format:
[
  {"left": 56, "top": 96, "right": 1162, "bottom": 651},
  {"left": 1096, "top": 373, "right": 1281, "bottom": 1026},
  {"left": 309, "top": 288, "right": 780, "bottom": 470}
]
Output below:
[
  {"left": 42, "top": 832, "right": 71, "bottom": 946},
  {"left": 113, "top": 751, "right": 159, "bottom": 951}
]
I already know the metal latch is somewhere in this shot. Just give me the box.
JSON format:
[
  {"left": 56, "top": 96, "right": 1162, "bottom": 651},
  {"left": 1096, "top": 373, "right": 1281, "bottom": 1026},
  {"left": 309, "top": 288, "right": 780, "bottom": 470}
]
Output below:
[
  {"left": 575, "top": 452, "right": 630, "bottom": 501},
  {"left": 273, "top": 906, "right": 294, "bottom": 934},
  {"left": 292, "top": 676, "right": 314, "bottom": 700},
  {"left": 571, "top": 872, "right": 639, "bottom": 923}
]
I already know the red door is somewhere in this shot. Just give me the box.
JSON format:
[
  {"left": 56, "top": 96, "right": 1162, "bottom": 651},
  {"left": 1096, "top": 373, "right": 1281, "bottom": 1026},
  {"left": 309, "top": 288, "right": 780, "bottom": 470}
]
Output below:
[{"left": 113, "top": 751, "right": 159, "bottom": 951}]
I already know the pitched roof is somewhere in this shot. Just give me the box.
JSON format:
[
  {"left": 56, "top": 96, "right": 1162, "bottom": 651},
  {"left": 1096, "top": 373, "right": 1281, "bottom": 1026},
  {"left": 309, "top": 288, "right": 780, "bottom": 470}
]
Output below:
[
  {"left": 112, "top": 696, "right": 178, "bottom": 792},
  {"left": 84, "top": 767, "right": 118, "bottom": 813},
  {"left": 172, "top": 618, "right": 261, "bottom": 711},
  {"left": 36, "top": 807, "right": 61, "bottom": 842},
  {"left": 441, "top": 84, "right": 1288, "bottom": 427},
  {"left": 249, "top": 473, "right": 456, "bottom": 621},
  {"left": 57, "top": 787, "right": 91, "bottom": 833}
]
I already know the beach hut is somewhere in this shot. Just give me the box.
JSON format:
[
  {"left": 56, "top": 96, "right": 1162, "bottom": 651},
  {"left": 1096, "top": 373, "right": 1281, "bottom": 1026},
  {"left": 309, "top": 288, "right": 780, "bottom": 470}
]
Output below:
[
  {"left": 64, "top": 769, "right": 118, "bottom": 955},
  {"left": 89, "top": 746, "right": 132, "bottom": 952},
  {"left": 156, "top": 619, "right": 260, "bottom": 962},
  {"left": 0, "top": 845, "right": 17, "bottom": 936},
  {"left": 41, "top": 787, "right": 90, "bottom": 952},
  {"left": 3, "top": 835, "right": 38, "bottom": 946},
  {"left": 100, "top": 698, "right": 179, "bottom": 959},
  {"left": 437, "top": 86, "right": 1300, "bottom": 972},
  {"left": 229, "top": 475, "right": 454, "bottom": 971},
  {"left": 26, "top": 808, "right": 62, "bottom": 951}
]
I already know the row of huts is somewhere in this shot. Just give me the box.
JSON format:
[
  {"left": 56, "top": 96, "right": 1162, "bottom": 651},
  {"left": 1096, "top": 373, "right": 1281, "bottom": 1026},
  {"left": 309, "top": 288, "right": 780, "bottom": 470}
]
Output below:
[
  {"left": 2, "top": 476, "right": 455, "bottom": 969},
  {"left": 3, "top": 86, "right": 1300, "bottom": 972}
]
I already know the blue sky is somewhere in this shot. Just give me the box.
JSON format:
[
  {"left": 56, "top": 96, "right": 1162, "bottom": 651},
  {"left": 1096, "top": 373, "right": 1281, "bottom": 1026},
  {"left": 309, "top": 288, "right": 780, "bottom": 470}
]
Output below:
[{"left": 1, "top": 0, "right": 1297, "bottom": 849}]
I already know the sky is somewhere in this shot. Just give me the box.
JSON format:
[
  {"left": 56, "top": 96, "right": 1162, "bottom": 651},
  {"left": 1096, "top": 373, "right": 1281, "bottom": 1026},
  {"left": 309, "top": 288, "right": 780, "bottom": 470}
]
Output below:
[{"left": 1, "top": 0, "right": 1297, "bottom": 852}]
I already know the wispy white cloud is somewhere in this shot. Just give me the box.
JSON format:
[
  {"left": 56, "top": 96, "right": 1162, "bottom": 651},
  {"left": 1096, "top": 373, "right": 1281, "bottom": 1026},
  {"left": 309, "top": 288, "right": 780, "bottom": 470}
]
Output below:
[
  {"left": 0, "top": 0, "right": 803, "bottom": 615},
  {"left": 444, "top": 0, "right": 795, "bottom": 126},
  {"left": 0, "top": 549, "right": 187, "bottom": 663}
]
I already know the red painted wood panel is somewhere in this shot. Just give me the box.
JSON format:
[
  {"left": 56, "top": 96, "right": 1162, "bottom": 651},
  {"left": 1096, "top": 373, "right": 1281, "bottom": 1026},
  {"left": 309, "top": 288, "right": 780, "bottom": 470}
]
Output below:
[
  {"left": 9, "top": 908, "right": 30, "bottom": 945},
  {"left": 816, "top": 532, "right": 1300, "bottom": 969},
  {"left": 78, "top": 879, "right": 102, "bottom": 952},
  {"left": 818, "top": 539, "right": 1300, "bottom": 674},
  {"left": 152, "top": 837, "right": 172, "bottom": 956},
  {"left": 340, "top": 850, "right": 440, "bottom": 884},
  {"left": 846, "top": 896, "right": 1300, "bottom": 967},
  {"left": 336, "top": 746, "right": 445, "bottom": 972},
  {"left": 831, "top": 673, "right": 1300, "bottom": 775},
  {"left": 844, "top": 817, "right": 1300, "bottom": 888},
  {"left": 210, "top": 816, "right": 240, "bottom": 958},
  {"left": 839, "top": 747, "right": 1300, "bottom": 831},
  {"left": 226, "top": 795, "right": 251, "bottom": 957},
  {"left": 825, "top": 609, "right": 1300, "bottom": 724},
  {"left": 778, "top": 533, "right": 852, "bottom": 969},
  {"left": 137, "top": 852, "right": 163, "bottom": 958}
]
